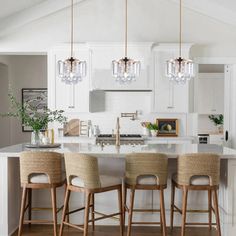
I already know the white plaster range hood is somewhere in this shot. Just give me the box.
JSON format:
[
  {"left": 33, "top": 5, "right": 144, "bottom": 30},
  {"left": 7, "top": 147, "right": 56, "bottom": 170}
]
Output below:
[{"left": 89, "top": 42, "right": 154, "bottom": 91}]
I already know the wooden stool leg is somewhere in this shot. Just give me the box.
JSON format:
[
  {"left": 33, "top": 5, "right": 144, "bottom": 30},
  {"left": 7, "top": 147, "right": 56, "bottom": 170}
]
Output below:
[
  {"left": 51, "top": 187, "right": 57, "bottom": 236},
  {"left": 91, "top": 193, "right": 95, "bottom": 231},
  {"left": 160, "top": 188, "right": 167, "bottom": 236},
  {"left": 208, "top": 189, "right": 212, "bottom": 230},
  {"left": 84, "top": 193, "right": 91, "bottom": 236},
  {"left": 170, "top": 181, "right": 175, "bottom": 230},
  {"left": 123, "top": 185, "right": 127, "bottom": 228},
  {"left": 127, "top": 188, "right": 135, "bottom": 236},
  {"left": 181, "top": 187, "right": 188, "bottom": 236},
  {"left": 28, "top": 188, "right": 32, "bottom": 227},
  {"left": 59, "top": 187, "right": 71, "bottom": 236},
  {"left": 118, "top": 186, "right": 124, "bottom": 236},
  {"left": 18, "top": 187, "right": 27, "bottom": 236},
  {"left": 213, "top": 189, "right": 221, "bottom": 236},
  {"left": 64, "top": 183, "right": 70, "bottom": 224}
]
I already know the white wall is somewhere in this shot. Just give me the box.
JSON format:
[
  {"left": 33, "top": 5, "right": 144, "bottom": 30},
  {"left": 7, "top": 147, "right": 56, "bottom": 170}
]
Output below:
[
  {"left": 0, "top": 63, "right": 10, "bottom": 148},
  {"left": 0, "top": 55, "right": 47, "bottom": 145}
]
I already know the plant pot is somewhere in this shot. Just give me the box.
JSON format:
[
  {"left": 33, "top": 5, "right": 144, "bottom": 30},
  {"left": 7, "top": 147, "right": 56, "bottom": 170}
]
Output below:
[
  {"left": 31, "top": 130, "right": 41, "bottom": 145},
  {"left": 142, "top": 127, "right": 150, "bottom": 137},
  {"left": 150, "top": 130, "right": 158, "bottom": 137},
  {"left": 217, "top": 125, "right": 223, "bottom": 134}
]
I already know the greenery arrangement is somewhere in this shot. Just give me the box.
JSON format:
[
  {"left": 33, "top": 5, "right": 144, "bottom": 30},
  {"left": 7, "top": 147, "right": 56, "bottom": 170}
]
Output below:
[
  {"left": 147, "top": 123, "right": 158, "bottom": 131},
  {"left": 208, "top": 114, "right": 224, "bottom": 126},
  {"left": 1, "top": 93, "right": 67, "bottom": 132}
]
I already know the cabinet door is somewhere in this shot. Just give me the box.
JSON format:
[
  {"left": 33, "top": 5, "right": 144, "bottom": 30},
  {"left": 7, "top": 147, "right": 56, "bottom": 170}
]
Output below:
[
  {"left": 153, "top": 50, "right": 189, "bottom": 113},
  {"left": 197, "top": 77, "right": 224, "bottom": 114},
  {"left": 49, "top": 49, "right": 90, "bottom": 113},
  {"left": 90, "top": 44, "right": 152, "bottom": 90}
]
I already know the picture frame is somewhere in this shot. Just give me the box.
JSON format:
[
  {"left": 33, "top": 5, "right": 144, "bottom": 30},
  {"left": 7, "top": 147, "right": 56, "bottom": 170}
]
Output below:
[
  {"left": 156, "top": 118, "right": 178, "bottom": 137},
  {"left": 21, "top": 88, "right": 47, "bottom": 132}
]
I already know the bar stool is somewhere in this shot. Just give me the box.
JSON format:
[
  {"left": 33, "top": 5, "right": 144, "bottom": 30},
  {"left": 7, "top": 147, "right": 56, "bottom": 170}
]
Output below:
[
  {"left": 59, "top": 153, "right": 123, "bottom": 236},
  {"left": 170, "top": 153, "right": 221, "bottom": 236},
  {"left": 124, "top": 153, "right": 168, "bottom": 236},
  {"left": 18, "top": 151, "right": 65, "bottom": 236}
]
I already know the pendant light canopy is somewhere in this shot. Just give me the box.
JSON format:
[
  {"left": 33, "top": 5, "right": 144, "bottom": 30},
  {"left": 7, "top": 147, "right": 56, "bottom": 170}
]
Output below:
[
  {"left": 58, "top": 0, "right": 86, "bottom": 84},
  {"left": 166, "top": 0, "right": 194, "bottom": 84},
  {"left": 112, "top": 0, "right": 141, "bottom": 83}
]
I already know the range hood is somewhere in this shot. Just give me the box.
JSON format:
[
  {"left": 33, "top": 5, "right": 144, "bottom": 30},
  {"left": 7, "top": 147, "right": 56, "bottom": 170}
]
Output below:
[{"left": 91, "top": 69, "right": 152, "bottom": 91}]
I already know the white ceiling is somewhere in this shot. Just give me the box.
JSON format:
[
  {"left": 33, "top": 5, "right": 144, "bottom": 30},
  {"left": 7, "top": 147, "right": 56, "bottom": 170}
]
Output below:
[
  {"left": 210, "top": 0, "right": 236, "bottom": 12},
  {"left": 0, "top": 0, "right": 45, "bottom": 19}
]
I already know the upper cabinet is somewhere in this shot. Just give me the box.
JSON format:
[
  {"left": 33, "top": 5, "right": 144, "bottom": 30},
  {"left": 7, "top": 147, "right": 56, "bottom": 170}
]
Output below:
[
  {"left": 89, "top": 43, "right": 153, "bottom": 91},
  {"left": 152, "top": 44, "right": 193, "bottom": 113},
  {"left": 194, "top": 64, "right": 225, "bottom": 115},
  {"left": 48, "top": 44, "right": 91, "bottom": 113}
]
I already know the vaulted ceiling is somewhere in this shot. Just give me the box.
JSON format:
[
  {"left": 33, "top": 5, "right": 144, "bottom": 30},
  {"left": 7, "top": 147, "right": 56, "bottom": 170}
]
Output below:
[{"left": 0, "top": 0, "right": 236, "bottom": 53}]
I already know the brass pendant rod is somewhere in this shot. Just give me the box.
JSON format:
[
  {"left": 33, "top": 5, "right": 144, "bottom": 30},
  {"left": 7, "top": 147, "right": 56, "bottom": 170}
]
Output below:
[
  {"left": 70, "top": 0, "right": 74, "bottom": 59},
  {"left": 179, "top": 0, "right": 182, "bottom": 58},
  {"left": 125, "top": 0, "right": 128, "bottom": 58}
]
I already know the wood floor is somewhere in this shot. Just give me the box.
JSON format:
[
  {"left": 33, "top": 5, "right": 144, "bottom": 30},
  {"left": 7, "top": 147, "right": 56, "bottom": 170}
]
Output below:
[{"left": 13, "top": 225, "right": 217, "bottom": 236}]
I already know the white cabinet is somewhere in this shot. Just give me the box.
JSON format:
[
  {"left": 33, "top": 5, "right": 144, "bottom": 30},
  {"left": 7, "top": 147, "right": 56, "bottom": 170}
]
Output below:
[
  {"left": 152, "top": 44, "right": 193, "bottom": 113},
  {"left": 48, "top": 45, "right": 91, "bottom": 113},
  {"left": 89, "top": 43, "right": 153, "bottom": 90},
  {"left": 209, "top": 134, "right": 224, "bottom": 145},
  {"left": 196, "top": 73, "right": 224, "bottom": 114}
]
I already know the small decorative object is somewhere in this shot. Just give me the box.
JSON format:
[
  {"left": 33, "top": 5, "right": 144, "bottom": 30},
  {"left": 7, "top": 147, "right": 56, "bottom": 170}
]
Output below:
[
  {"left": 1, "top": 93, "right": 67, "bottom": 145},
  {"left": 112, "top": 0, "right": 141, "bottom": 83},
  {"left": 166, "top": 0, "right": 194, "bottom": 84},
  {"left": 147, "top": 123, "right": 159, "bottom": 137},
  {"left": 209, "top": 114, "right": 224, "bottom": 134},
  {"left": 58, "top": 0, "right": 86, "bottom": 84},
  {"left": 141, "top": 122, "right": 151, "bottom": 136},
  {"left": 156, "top": 119, "right": 178, "bottom": 137},
  {"left": 63, "top": 119, "right": 80, "bottom": 136}
]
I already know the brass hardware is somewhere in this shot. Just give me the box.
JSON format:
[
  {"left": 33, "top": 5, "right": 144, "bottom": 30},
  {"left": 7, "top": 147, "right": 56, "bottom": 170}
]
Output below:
[
  {"left": 115, "top": 117, "right": 121, "bottom": 146},
  {"left": 121, "top": 110, "right": 138, "bottom": 120}
]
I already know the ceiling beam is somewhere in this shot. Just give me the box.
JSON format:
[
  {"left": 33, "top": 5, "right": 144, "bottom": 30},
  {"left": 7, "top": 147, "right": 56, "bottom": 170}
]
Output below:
[
  {"left": 169, "top": 0, "right": 236, "bottom": 27},
  {"left": 0, "top": 0, "right": 87, "bottom": 38}
]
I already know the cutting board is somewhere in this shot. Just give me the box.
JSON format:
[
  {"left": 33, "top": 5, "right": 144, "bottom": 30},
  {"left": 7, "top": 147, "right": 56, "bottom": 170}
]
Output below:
[{"left": 63, "top": 119, "right": 80, "bottom": 136}]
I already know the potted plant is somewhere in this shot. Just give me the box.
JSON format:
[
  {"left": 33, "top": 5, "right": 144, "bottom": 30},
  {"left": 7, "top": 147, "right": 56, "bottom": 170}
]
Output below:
[
  {"left": 147, "top": 123, "right": 159, "bottom": 137},
  {"left": 1, "top": 93, "right": 67, "bottom": 145},
  {"left": 208, "top": 114, "right": 224, "bottom": 134},
  {"left": 141, "top": 122, "right": 151, "bottom": 136}
]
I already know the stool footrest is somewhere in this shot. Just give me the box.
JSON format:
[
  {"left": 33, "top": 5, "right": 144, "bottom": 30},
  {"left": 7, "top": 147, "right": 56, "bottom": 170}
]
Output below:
[
  {"left": 63, "top": 222, "right": 84, "bottom": 231},
  {"left": 132, "top": 221, "right": 161, "bottom": 225},
  {"left": 89, "top": 212, "right": 120, "bottom": 223},
  {"left": 24, "top": 220, "right": 54, "bottom": 224}
]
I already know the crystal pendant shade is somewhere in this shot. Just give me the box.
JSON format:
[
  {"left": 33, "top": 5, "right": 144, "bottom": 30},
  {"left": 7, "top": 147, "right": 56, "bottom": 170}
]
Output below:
[
  {"left": 58, "top": 57, "right": 86, "bottom": 84},
  {"left": 166, "top": 57, "right": 194, "bottom": 84},
  {"left": 112, "top": 57, "right": 141, "bottom": 83}
]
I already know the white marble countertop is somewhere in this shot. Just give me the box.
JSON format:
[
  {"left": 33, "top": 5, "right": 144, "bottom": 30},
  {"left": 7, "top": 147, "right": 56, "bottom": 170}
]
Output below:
[{"left": 0, "top": 143, "right": 236, "bottom": 159}]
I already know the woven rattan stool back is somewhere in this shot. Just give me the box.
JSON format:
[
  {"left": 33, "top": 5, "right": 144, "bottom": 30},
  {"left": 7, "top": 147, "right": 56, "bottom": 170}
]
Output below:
[
  {"left": 177, "top": 153, "right": 220, "bottom": 186},
  {"left": 20, "top": 151, "right": 63, "bottom": 184},
  {"left": 64, "top": 153, "right": 101, "bottom": 189},
  {"left": 125, "top": 153, "right": 168, "bottom": 186}
]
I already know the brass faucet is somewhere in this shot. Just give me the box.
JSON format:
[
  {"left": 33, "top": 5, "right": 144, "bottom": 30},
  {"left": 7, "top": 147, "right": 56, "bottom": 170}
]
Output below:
[
  {"left": 121, "top": 110, "right": 138, "bottom": 121},
  {"left": 115, "top": 117, "right": 120, "bottom": 146}
]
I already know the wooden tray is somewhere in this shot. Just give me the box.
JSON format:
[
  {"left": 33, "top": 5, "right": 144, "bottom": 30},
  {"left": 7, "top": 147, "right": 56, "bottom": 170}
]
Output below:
[{"left": 25, "top": 143, "right": 61, "bottom": 148}]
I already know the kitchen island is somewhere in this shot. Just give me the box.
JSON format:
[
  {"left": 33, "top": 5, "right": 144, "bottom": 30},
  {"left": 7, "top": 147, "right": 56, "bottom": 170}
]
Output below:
[{"left": 0, "top": 143, "right": 236, "bottom": 236}]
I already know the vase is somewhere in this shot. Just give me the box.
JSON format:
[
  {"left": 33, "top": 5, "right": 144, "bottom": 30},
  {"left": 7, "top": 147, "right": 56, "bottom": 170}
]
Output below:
[
  {"left": 142, "top": 127, "right": 150, "bottom": 136},
  {"left": 31, "top": 130, "right": 41, "bottom": 145},
  {"left": 150, "top": 130, "right": 158, "bottom": 137},
  {"left": 217, "top": 125, "right": 223, "bottom": 134}
]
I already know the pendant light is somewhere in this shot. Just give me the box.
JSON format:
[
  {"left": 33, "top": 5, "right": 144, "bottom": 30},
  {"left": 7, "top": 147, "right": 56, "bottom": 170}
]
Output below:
[
  {"left": 166, "top": 0, "right": 194, "bottom": 84},
  {"left": 112, "top": 0, "right": 141, "bottom": 83},
  {"left": 58, "top": 0, "right": 86, "bottom": 84}
]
